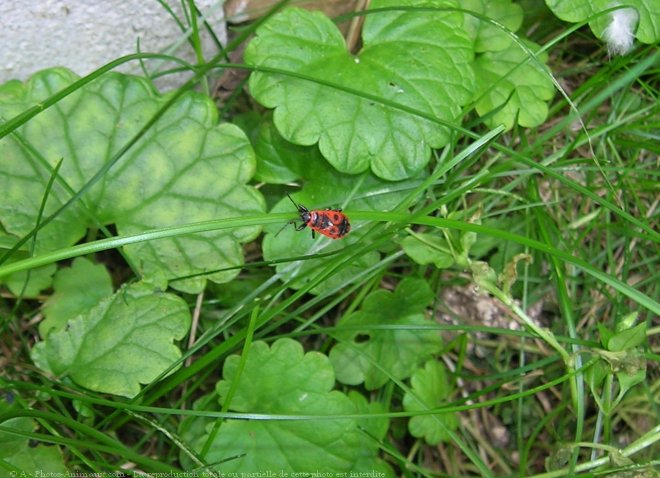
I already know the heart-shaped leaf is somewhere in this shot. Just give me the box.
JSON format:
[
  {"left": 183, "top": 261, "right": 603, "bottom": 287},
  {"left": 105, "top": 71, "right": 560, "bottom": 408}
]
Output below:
[
  {"left": 245, "top": 1, "right": 475, "bottom": 180},
  {"left": 0, "top": 68, "right": 265, "bottom": 293},
  {"left": 31, "top": 281, "right": 190, "bottom": 397}
]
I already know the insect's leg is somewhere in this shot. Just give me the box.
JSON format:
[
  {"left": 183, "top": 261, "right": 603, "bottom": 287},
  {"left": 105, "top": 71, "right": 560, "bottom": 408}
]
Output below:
[
  {"left": 311, "top": 230, "right": 316, "bottom": 239},
  {"left": 295, "top": 223, "right": 307, "bottom": 231},
  {"left": 275, "top": 221, "right": 292, "bottom": 237}
]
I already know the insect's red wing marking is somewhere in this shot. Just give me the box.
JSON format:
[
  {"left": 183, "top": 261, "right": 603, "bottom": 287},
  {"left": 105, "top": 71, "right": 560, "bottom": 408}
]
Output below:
[{"left": 307, "top": 209, "right": 350, "bottom": 239}]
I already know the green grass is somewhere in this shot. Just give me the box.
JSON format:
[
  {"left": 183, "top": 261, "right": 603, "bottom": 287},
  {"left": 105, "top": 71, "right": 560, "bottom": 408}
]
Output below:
[{"left": 1, "top": 1, "right": 658, "bottom": 476}]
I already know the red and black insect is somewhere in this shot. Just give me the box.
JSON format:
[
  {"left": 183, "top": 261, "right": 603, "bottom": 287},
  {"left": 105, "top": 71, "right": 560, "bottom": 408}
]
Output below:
[{"left": 278, "top": 194, "right": 351, "bottom": 240}]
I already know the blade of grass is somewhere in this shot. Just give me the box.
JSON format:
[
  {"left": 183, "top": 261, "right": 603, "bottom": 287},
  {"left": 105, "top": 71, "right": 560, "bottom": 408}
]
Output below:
[
  {"left": 528, "top": 177, "right": 586, "bottom": 473},
  {"left": 9, "top": 158, "right": 63, "bottom": 316},
  {"left": 201, "top": 305, "right": 260, "bottom": 457},
  {"left": 1, "top": 210, "right": 657, "bottom": 315}
]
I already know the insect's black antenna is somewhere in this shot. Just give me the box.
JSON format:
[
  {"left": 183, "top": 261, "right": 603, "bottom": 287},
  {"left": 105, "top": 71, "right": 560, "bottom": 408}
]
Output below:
[
  {"left": 286, "top": 193, "right": 299, "bottom": 209},
  {"left": 275, "top": 195, "right": 299, "bottom": 237}
]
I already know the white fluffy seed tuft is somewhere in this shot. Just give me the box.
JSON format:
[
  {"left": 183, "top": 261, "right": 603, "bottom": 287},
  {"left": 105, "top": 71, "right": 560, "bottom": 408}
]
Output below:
[{"left": 603, "top": 6, "right": 639, "bottom": 56}]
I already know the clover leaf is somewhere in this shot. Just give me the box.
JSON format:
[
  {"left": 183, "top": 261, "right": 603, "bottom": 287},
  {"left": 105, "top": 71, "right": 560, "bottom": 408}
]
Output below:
[
  {"left": 31, "top": 281, "right": 190, "bottom": 398},
  {"left": 245, "top": 1, "right": 475, "bottom": 180},
  {"left": 587, "top": 320, "right": 647, "bottom": 412},
  {"left": 474, "top": 40, "right": 554, "bottom": 129},
  {"left": 329, "top": 278, "right": 442, "bottom": 389},
  {"left": 462, "top": 0, "right": 523, "bottom": 52},
  {"left": 546, "top": 0, "right": 659, "bottom": 46},
  {"left": 0, "top": 68, "right": 265, "bottom": 293},
  {"left": 195, "top": 338, "right": 389, "bottom": 474},
  {"left": 40, "top": 257, "right": 113, "bottom": 337},
  {"left": 403, "top": 360, "right": 459, "bottom": 444},
  {"left": 606, "top": 321, "right": 647, "bottom": 352}
]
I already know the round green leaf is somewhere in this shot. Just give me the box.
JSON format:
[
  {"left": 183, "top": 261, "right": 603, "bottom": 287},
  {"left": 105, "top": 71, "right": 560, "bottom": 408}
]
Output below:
[
  {"left": 195, "top": 339, "right": 387, "bottom": 473},
  {"left": 243, "top": 113, "right": 312, "bottom": 183},
  {"left": 0, "top": 395, "right": 67, "bottom": 472},
  {"left": 0, "top": 68, "right": 266, "bottom": 293},
  {"left": 245, "top": 1, "right": 475, "bottom": 180}
]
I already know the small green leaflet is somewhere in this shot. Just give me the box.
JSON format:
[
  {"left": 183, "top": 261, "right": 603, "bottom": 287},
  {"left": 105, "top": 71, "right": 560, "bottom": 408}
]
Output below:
[
  {"left": 41, "top": 257, "right": 113, "bottom": 337},
  {"left": 403, "top": 360, "right": 459, "bottom": 444},
  {"left": 330, "top": 278, "right": 442, "bottom": 389},
  {"left": 474, "top": 40, "right": 555, "bottom": 129}
]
